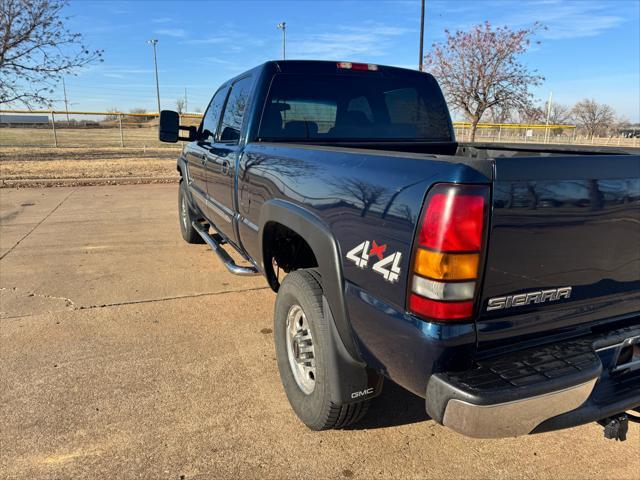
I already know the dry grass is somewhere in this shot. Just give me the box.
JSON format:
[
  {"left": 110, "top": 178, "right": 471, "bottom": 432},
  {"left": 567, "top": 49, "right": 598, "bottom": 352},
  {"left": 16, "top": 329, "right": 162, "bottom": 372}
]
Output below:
[
  {"left": 0, "top": 126, "right": 171, "bottom": 148},
  {"left": 0, "top": 146, "right": 180, "bottom": 185}
]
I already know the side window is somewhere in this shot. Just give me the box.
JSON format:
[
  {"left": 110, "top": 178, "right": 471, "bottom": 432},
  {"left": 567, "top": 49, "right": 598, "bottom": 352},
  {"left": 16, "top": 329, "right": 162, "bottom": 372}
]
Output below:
[
  {"left": 219, "top": 76, "right": 253, "bottom": 143},
  {"left": 347, "top": 96, "right": 373, "bottom": 123},
  {"left": 277, "top": 99, "right": 337, "bottom": 135},
  {"left": 200, "top": 86, "right": 228, "bottom": 143},
  {"left": 384, "top": 86, "right": 450, "bottom": 138},
  {"left": 384, "top": 88, "right": 418, "bottom": 124}
]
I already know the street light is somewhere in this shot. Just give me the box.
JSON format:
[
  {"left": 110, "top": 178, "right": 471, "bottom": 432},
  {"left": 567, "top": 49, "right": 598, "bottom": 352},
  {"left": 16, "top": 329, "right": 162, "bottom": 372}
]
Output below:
[
  {"left": 147, "top": 39, "right": 161, "bottom": 114},
  {"left": 277, "top": 22, "right": 286, "bottom": 60},
  {"left": 418, "top": 0, "right": 425, "bottom": 71}
]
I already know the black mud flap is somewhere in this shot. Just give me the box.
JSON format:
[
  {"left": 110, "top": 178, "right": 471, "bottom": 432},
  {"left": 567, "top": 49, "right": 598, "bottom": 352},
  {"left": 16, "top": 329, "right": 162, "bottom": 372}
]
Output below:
[{"left": 322, "top": 297, "right": 383, "bottom": 405}]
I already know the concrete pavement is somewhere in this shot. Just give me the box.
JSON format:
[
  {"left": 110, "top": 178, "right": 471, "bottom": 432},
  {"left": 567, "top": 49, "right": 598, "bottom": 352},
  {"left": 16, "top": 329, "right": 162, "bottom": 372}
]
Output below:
[{"left": 1, "top": 185, "right": 638, "bottom": 479}]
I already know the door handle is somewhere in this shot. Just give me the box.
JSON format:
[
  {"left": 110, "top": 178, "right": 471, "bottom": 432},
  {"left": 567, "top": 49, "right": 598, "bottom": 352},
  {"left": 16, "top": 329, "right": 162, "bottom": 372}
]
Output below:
[{"left": 221, "top": 160, "right": 230, "bottom": 176}]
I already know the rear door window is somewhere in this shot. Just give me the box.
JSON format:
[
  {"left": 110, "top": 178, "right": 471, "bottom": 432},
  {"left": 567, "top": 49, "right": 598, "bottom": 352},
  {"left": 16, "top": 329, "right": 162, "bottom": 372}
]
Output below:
[
  {"left": 200, "top": 86, "right": 228, "bottom": 143},
  {"left": 219, "top": 76, "right": 253, "bottom": 143}
]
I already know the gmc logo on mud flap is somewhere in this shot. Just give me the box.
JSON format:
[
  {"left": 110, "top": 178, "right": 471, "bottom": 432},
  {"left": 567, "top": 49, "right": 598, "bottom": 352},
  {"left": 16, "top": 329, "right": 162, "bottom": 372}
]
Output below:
[
  {"left": 351, "top": 388, "right": 374, "bottom": 399},
  {"left": 487, "top": 286, "right": 572, "bottom": 311}
]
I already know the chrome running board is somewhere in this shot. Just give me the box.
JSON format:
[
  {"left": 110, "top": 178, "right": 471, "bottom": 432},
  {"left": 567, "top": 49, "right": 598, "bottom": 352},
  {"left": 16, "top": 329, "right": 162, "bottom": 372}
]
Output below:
[{"left": 191, "top": 221, "right": 259, "bottom": 276}]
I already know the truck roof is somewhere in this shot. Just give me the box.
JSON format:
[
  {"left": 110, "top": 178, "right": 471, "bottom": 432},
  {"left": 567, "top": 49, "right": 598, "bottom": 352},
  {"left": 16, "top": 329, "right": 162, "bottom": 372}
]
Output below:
[{"left": 223, "top": 60, "right": 431, "bottom": 86}]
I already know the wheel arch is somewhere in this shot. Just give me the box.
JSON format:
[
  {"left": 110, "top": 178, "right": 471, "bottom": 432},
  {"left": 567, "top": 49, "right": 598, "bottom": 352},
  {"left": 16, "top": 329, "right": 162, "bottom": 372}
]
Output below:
[{"left": 258, "top": 199, "right": 361, "bottom": 362}]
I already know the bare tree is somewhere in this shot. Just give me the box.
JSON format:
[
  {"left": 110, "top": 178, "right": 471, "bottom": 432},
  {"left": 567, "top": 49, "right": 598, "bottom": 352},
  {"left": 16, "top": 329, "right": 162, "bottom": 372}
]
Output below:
[
  {"left": 548, "top": 102, "right": 572, "bottom": 125},
  {"left": 487, "top": 105, "right": 513, "bottom": 124},
  {"left": 426, "top": 21, "right": 544, "bottom": 141},
  {"left": 0, "top": 0, "right": 103, "bottom": 107},
  {"left": 515, "top": 104, "right": 545, "bottom": 124},
  {"left": 129, "top": 107, "right": 153, "bottom": 124},
  {"left": 176, "top": 97, "right": 185, "bottom": 114},
  {"left": 572, "top": 99, "right": 616, "bottom": 138},
  {"left": 104, "top": 107, "right": 120, "bottom": 122}
]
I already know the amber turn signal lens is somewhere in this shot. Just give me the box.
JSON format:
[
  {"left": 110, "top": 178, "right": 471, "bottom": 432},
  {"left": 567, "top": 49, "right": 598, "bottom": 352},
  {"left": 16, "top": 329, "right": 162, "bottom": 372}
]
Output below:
[{"left": 414, "top": 249, "right": 479, "bottom": 281}]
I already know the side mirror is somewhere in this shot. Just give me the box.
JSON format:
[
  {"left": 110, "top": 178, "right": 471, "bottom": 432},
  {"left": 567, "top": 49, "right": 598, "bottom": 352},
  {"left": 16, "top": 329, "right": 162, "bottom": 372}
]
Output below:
[
  {"left": 159, "top": 110, "right": 197, "bottom": 142},
  {"left": 159, "top": 110, "right": 179, "bottom": 142}
]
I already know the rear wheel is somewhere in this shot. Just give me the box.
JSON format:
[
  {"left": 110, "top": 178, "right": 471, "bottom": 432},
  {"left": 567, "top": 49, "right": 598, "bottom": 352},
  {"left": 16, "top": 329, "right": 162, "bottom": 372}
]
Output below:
[
  {"left": 274, "top": 269, "right": 370, "bottom": 430},
  {"left": 178, "top": 180, "right": 204, "bottom": 244}
]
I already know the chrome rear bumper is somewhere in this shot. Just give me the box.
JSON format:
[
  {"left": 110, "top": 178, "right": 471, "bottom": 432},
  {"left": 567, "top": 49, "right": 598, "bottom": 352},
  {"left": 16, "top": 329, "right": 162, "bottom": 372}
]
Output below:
[
  {"left": 426, "top": 324, "right": 640, "bottom": 438},
  {"left": 441, "top": 379, "right": 597, "bottom": 438}
]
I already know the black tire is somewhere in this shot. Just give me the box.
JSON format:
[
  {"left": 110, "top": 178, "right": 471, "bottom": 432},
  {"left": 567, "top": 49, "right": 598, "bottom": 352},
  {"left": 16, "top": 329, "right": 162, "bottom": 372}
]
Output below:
[
  {"left": 178, "top": 180, "right": 204, "bottom": 244},
  {"left": 274, "top": 269, "right": 370, "bottom": 430}
]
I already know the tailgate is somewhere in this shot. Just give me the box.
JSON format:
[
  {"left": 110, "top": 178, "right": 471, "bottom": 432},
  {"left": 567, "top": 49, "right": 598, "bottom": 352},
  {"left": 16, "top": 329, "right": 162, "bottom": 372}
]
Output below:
[{"left": 478, "top": 154, "right": 640, "bottom": 348}]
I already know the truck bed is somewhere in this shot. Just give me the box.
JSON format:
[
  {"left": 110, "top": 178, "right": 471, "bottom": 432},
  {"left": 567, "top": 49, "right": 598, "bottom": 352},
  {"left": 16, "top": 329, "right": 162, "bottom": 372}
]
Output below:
[{"left": 246, "top": 140, "right": 640, "bottom": 353}]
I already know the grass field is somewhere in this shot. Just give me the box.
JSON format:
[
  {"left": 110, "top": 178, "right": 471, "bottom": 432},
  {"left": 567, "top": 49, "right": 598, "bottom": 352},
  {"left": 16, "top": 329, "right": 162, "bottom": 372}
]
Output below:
[
  {"left": 1, "top": 125, "right": 637, "bottom": 187},
  {"left": 2, "top": 125, "right": 639, "bottom": 149},
  {"left": 0, "top": 146, "right": 179, "bottom": 186},
  {"left": 0, "top": 126, "right": 170, "bottom": 148}
]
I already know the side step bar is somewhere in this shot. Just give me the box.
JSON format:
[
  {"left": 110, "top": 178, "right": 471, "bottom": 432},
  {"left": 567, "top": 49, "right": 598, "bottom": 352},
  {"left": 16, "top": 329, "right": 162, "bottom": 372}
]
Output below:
[{"left": 191, "top": 221, "right": 259, "bottom": 276}]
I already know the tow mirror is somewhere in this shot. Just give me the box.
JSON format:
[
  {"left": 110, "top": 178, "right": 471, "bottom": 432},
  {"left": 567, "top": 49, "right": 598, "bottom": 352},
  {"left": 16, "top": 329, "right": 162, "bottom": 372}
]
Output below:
[
  {"left": 159, "top": 110, "right": 179, "bottom": 142},
  {"left": 159, "top": 110, "right": 197, "bottom": 143}
]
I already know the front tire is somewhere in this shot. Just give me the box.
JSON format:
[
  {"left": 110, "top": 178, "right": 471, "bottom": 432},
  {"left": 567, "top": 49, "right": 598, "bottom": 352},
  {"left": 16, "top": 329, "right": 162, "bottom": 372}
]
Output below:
[
  {"left": 274, "top": 269, "right": 370, "bottom": 430},
  {"left": 178, "top": 180, "right": 204, "bottom": 244}
]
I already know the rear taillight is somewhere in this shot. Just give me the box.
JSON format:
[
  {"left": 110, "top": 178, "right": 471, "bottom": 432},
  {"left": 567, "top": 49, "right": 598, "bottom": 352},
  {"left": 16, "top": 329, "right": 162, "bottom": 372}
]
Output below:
[{"left": 408, "top": 184, "right": 489, "bottom": 321}]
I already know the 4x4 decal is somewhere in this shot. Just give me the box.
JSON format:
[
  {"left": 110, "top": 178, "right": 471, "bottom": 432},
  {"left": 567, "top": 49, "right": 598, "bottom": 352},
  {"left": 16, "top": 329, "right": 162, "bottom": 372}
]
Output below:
[{"left": 346, "top": 240, "right": 402, "bottom": 284}]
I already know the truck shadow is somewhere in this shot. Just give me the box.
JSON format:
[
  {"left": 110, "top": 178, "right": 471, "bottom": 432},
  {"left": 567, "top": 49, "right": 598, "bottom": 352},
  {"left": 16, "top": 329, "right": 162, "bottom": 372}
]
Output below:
[{"left": 346, "top": 380, "right": 431, "bottom": 430}]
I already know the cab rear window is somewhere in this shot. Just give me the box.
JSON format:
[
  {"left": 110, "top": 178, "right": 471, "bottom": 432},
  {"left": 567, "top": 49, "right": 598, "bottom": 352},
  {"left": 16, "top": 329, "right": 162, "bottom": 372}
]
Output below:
[{"left": 258, "top": 73, "right": 452, "bottom": 142}]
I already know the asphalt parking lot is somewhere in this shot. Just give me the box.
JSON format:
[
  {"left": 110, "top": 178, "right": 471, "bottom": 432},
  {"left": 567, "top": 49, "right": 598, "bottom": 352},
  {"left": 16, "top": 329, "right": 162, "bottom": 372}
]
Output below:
[{"left": 1, "top": 184, "right": 638, "bottom": 480}]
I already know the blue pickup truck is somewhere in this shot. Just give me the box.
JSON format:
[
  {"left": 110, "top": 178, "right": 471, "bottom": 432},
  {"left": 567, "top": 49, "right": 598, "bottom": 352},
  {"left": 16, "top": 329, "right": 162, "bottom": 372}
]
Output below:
[{"left": 159, "top": 60, "right": 640, "bottom": 440}]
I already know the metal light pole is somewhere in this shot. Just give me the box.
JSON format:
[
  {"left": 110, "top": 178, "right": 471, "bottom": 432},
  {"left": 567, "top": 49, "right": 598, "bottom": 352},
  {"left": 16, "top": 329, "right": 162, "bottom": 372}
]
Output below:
[
  {"left": 277, "top": 22, "right": 286, "bottom": 60},
  {"left": 418, "top": 0, "right": 425, "bottom": 71},
  {"left": 62, "top": 78, "right": 70, "bottom": 124},
  {"left": 147, "top": 39, "right": 161, "bottom": 114},
  {"left": 544, "top": 91, "right": 553, "bottom": 144}
]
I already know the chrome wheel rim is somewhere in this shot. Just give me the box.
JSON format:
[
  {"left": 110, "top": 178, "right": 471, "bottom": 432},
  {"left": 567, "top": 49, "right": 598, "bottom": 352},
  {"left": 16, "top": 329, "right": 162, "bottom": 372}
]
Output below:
[
  {"left": 285, "top": 304, "right": 316, "bottom": 394},
  {"left": 180, "top": 193, "right": 188, "bottom": 230}
]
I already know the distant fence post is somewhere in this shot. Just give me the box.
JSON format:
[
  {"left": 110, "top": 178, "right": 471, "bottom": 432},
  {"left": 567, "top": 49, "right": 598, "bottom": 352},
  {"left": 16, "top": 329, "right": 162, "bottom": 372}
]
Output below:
[
  {"left": 118, "top": 114, "right": 124, "bottom": 147},
  {"left": 498, "top": 125, "right": 502, "bottom": 141},
  {"left": 50, "top": 111, "right": 58, "bottom": 147}
]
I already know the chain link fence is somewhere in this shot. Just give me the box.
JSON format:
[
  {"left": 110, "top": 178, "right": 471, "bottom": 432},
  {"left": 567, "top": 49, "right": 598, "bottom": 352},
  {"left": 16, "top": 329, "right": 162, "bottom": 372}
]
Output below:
[
  {"left": 1, "top": 110, "right": 638, "bottom": 148},
  {"left": 454, "top": 123, "right": 639, "bottom": 147},
  {"left": 0, "top": 110, "right": 201, "bottom": 148}
]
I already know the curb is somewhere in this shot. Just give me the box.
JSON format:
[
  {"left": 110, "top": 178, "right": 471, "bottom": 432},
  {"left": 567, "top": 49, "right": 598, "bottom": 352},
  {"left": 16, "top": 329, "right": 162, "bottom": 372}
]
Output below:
[{"left": 1, "top": 176, "right": 179, "bottom": 188}]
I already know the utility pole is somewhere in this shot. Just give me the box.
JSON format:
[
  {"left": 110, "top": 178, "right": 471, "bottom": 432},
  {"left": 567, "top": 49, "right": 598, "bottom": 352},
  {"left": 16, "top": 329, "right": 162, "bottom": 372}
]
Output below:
[
  {"left": 418, "top": 0, "right": 425, "bottom": 71},
  {"left": 544, "top": 91, "right": 553, "bottom": 143},
  {"left": 147, "top": 39, "right": 161, "bottom": 114},
  {"left": 277, "top": 22, "right": 286, "bottom": 60},
  {"left": 184, "top": 87, "right": 188, "bottom": 114},
  {"left": 62, "top": 78, "right": 70, "bottom": 124}
]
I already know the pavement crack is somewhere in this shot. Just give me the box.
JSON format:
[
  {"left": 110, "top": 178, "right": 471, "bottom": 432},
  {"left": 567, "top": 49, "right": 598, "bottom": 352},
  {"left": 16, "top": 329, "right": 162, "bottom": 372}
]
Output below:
[
  {"left": 0, "top": 286, "right": 270, "bottom": 320},
  {"left": 0, "top": 188, "right": 77, "bottom": 261},
  {"left": 0, "top": 286, "right": 76, "bottom": 315},
  {"left": 26, "top": 291, "right": 76, "bottom": 308},
  {"left": 76, "top": 286, "right": 271, "bottom": 311}
]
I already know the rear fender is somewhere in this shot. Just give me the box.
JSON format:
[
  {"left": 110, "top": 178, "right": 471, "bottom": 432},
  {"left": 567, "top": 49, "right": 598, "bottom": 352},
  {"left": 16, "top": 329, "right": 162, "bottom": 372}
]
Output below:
[{"left": 259, "top": 199, "right": 382, "bottom": 404}]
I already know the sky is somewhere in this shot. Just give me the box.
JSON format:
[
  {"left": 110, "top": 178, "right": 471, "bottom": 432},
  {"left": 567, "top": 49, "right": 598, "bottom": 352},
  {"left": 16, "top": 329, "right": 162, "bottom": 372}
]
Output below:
[{"left": 58, "top": 0, "right": 640, "bottom": 122}]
